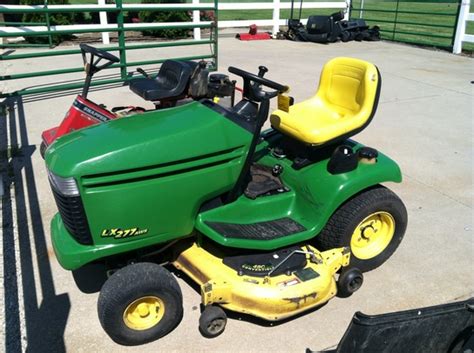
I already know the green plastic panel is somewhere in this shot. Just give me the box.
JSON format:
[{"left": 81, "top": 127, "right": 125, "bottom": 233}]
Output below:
[{"left": 196, "top": 141, "right": 402, "bottom": 250}]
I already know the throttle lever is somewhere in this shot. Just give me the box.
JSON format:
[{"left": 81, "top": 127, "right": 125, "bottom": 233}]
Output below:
[{"left": 137, "top": 68, "right": 150, "bottom": 78}]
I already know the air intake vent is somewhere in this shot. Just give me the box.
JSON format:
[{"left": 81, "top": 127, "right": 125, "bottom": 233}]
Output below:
[{"left": 51, "top": 186, "right": 92, "bottom": 245}]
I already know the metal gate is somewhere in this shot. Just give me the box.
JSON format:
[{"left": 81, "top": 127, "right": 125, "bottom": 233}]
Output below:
[
  {"left": 0, "top": 0, "right": 218, "bottom": 98},
  {"left": 349, "top": 0, "right": 461, "bottom": 50}
]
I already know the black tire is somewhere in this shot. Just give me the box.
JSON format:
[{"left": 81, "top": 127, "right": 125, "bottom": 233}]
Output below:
[
  {"left": 341, "top": 31, "right": 351, "bottom": 42},
  {"left": 98, "top": 262, "right": 183, "bottom": 346},
  {"left": 287, "top": 29, "right": 297, "bottom": 41},
  {"left": 199, "top": 306, "right": 227, "bottom": 338},
  {"left": 355, "top": 32, "right": 364, "bottom": 41},
  {"left": 40, "top": 141, "right": 47, "bottom": 159},
  {"left": 316, "top": 186, "right": 407, "bottom": 272},
  {"left": 337, "top": 268, "right": 363, "bottom": 298}
]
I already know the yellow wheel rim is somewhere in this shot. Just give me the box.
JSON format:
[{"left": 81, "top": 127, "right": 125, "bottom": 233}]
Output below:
[
  {"left": 350, "top": 212, "right": 395, "bottom": 260},
  {"left": 123, "top": 296, "right": 165, "bottom": 331}
]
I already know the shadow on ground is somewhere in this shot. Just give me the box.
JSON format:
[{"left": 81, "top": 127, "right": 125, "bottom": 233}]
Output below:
[{"left": 1, "top": 96, "right": 70, "bottom": 353}]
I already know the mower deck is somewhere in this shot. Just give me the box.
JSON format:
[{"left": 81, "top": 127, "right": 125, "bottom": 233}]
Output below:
[{"left": 173, "top": 242, "right": 350, "bottom": 321}]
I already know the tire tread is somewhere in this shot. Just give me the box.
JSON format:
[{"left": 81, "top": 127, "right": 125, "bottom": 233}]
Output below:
[
  {"left": 316, "top": 185, "right": 407, "bottom": 272},
  {"left": 97, "top": 262, "right": 183, "bottom": 346}
]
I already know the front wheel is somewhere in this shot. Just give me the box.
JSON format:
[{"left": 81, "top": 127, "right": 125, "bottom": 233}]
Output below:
[
  {"left": 316, "top": 186, "right": 407, "bottom": 272},
  {"left": 98, "top": 262, "right": 183, "bottom": 346}
]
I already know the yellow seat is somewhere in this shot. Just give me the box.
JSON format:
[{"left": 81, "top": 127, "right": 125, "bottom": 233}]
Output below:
[{"left": 270, "top": 57, "right": 380, "bottom": 146}]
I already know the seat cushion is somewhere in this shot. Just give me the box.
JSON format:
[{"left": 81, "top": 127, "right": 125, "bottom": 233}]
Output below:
[
  {"left": 271, "top": 98, "right": 365, "bottom": 145},
  {"left": 270, "top": 57, "right": 380, "bottom": 145},
  {"left": 129, "top": 78, "right": 174, "bottom": 101}
]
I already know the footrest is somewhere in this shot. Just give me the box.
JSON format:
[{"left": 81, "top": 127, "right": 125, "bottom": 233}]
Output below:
[{"left": 205, "top": 217, "right": 306, "bottom": 240}]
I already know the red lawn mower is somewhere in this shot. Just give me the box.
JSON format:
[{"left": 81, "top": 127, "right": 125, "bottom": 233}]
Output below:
[{"left": 40, "top": 44, "right": 237, "bottom": 158}]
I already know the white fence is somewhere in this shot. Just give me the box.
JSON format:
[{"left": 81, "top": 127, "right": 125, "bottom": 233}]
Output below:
[
  {"left": 453, "top": 0, "right": 473, "bottom": 54},
  {"left": 0, "top": 1, "right": 349, "bottom": 44},
  {"left": 1, "top": 0, "right": 473, "bottom": 54},
  {"left": 216, "top": 1, "right": 349, "bottom": 37},
  {"left": 106, "top": 1, "right": 350, "bottom": 41}
]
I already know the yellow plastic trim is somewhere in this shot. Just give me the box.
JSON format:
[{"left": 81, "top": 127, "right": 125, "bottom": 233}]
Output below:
[
  {"left": 173, "top": 242, "right": 350, "bottom": 321},
  {"left": 270, "top": 57, "right": 379, "bottom": 145},
  {"left": 277, "top": 94, "right": 291, "bottom": 112},
  {"left": 123, "top": 296, "right": 165, "bottom": 330},
  {"left": 350, "top": 211, "right": 395, "bottom": 260}
]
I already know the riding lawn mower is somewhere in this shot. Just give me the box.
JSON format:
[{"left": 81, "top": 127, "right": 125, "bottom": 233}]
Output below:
[
  {"left": 40, "top": 43, "right": 236, "bottom": 158},
  {"left": 43, "top": 46, "right": 407, "bottom": 345}
]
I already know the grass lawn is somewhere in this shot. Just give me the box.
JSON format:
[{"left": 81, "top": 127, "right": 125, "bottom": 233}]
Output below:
[
  {"left": 70, "top": 0, "right": 343, "bottom": 20},
  {"left": 70, "top": 0, "right": 474, "bottom": 52}
]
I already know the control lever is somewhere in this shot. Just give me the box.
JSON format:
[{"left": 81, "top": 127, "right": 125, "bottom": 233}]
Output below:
[
  {"left": 258, "top": 66, "right": 268, "bottom": 78},
  {"left": 137, "top": 68, "right": 150, "bottom": 78}
]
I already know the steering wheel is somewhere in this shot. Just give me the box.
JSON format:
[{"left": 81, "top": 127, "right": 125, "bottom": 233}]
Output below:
[
  {"left": 228, "top": 66, "right": 289, "bottom": 102},
  {"left": 80, "top": 43, "right": 119, "bottom": 63},
  {"left": 80, "top": 43, "right": 120, "bottom": 74}
]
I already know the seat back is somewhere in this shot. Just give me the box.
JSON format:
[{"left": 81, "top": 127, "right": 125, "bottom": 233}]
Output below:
[
  {"left": 306, "top": 15, "right": 333, "bottom": 35},
  {"left": 316, "top": 57, "right": 380, "bottom": 120},
  {"left": 155, "top": 60, "right": 193, "bottom": 94}
]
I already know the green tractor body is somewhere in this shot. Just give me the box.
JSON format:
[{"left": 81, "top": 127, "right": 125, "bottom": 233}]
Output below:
[
  {"left": 47, "top": 101, "right": 250, "bottom": 269},
  {"left": 46, "top": 100, "right": 401, "bottom": 270},
  {"left": 43, "top": 54, "right": 409, "bottom": 345}
]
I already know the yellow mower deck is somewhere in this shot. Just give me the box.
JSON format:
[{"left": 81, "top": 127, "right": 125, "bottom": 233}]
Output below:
[{"left": 173, "top": 243, "right": 350, "bottom": 321}]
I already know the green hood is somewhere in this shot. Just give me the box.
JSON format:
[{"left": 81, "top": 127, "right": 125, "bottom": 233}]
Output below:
[{"left": 46, "top": 101, "right": 251, "bottom": 178}]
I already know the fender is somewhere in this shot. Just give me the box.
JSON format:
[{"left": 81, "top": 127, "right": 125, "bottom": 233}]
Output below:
[{"left": 196, "top": 144, "right": 402, "bottom": 250}]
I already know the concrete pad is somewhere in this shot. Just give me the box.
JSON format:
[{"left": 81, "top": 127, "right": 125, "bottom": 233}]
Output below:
[{"left": 1, "top": 38, "right": 473, "bottom": 353}]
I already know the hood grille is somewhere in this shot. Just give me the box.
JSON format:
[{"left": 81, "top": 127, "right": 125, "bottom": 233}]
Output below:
[{"left": 51, "top": 185, "right": 93, "bottom": 245}]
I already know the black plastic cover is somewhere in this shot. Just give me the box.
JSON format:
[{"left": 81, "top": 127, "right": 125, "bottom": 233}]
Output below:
[
  {"left": 208, "top": 73, "right": 234, "bottom": 98},
  {"left": 223, "top": 245, "right": 307, "bottom": 277},
  {"left": 51, "top": 187, "right": 92, "bottom": 245},
  {"left": 327, "top": 145, "right": 358, "bottom": 174},
  {"left": 312, "top": 298, "right": 474, "bottom": 353},
  {"left": 306, "top": 16, "right": 332, "bottom": 35}
]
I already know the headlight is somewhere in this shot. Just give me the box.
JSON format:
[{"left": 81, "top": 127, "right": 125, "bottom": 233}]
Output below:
[{"left": 48, "top": 171, "right": 80, "bottom": 197}]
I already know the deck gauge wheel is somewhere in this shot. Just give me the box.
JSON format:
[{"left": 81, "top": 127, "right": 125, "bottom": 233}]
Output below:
[
  {"left": 337, "top": 268, "right": 364, "bottom": 298},
  {"left": 199, "top": 306, "right": 227, "bottom": 338}
]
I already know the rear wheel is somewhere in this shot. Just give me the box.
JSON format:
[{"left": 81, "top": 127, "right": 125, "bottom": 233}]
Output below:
[
  {"left": 98, "top": 262, "right": 183, "bottom": 346},
  {"left": 316, "top": 186, "right": 407, "bottom": 272}
]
